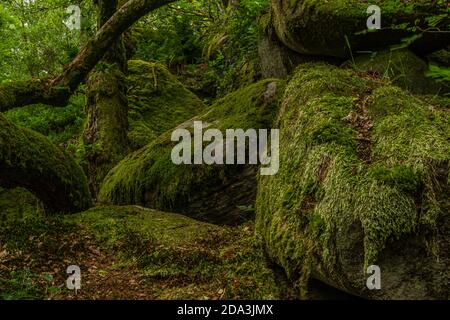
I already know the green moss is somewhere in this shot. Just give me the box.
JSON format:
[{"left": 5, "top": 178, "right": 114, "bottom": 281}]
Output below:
[
  {"left": 256, "top": 62, "right": 449, "bottom": 295},
  {"left": 0, "top": 269, "right": 44, "bottom": 300},
  {"left": 0, "top": 114, "right": 92, "bottom": 213},
  {"left": 346, "top": 49, "right": 443, "bottom": 94},
  {"left": 127, "top": 60, "right": 205, "bottom": 150},
  {"left": 98, "top": 79, "right": 285, "bottom": 224},
  {"left": 65, "top": 206, "right": 281, "bottom": 299},
  {"left": 271, "top": 0, "right": 448, "bottom": 58},
  {"left": 0, "top": 188, "right": 44, "bottom": 249},
  {"left": 368, "top": 165, "right": 420, "bottom": 192},
  {"left": 0, "top": 194, "right": 281, "bottom": 299},
  {"left": 4, "top": 94, "right": 86, "bottom": 147}
]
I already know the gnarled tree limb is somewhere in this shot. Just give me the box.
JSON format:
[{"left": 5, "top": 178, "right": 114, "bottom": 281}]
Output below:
[
  {"left": 0, "top": 0, "right": 176, "bottom": 112},
  {"left": 0, "top": 114, "right": 92, "bottom": 213}
]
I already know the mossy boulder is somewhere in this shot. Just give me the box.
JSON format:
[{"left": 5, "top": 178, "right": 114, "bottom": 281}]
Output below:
[
  {"left": 127, "top": 60, "right": 205, "bottom": 150},
  {"left": 98, "top": 79, "right": 285, "bottom": 225},
  {"left": 256, "top": 63, "right": 449, "bottom": 299},
  {"left": 270, "top": 0, "right": 449, "bottom": 58},
  {"left": 0, "top": 114, "right": 92, "bottom": 213},
  {"left": 345, "top": 49, "right": 446, "bottom": 95}
]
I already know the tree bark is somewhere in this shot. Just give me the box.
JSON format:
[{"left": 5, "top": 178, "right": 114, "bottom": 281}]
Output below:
[
  {"left": 83, "top": 0, "right": 129, "bottom": 196},
  {"left": 0, "top": 0, "right": 176, "bottom": 113},
  {"left": 0, "top": 114, "right": 92, "bottom": 213}
]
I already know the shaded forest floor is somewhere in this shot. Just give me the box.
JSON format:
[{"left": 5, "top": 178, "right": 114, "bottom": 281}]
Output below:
[
  {"left": 0, "top": 188, "right": 284, "bottom": 300},
  {"left": 0, "top": 188, "right": 354, "bottom": 300}
]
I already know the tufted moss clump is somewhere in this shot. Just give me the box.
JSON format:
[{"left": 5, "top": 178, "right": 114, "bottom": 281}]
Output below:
[
  {"left": 126, "top": 60, "right": 205, "bottom": 150},
  {"left": 98, "top": 79, "right": 285, "bottom": 225},
  {"left": 256, "top": 62, "right": 449, "bottom": 299}
]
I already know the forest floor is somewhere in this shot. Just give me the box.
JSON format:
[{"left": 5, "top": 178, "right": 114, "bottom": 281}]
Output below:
[
  {"left": 0, "top": 188, "right": 284, "bottom": 300},
  {"left": 1, "top": 220, "right": 151, "bottom": 300},
  {"left": 0, "top": 188, "right": 354, "bottom": 300}
]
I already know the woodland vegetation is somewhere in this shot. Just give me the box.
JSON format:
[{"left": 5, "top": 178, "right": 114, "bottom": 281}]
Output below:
[{"left": 0, "top": 0, "right": 448, "bottom": 300}]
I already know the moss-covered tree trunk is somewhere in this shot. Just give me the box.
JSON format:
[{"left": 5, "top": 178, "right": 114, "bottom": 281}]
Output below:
[
  {"left": 0, "top": 0, "right": 176, "bottom": 112},
  {"left": 83, "top": 0, "right": 129, "bottom": 196},
  {"left": 0, "top": 115, "right": 92, "bottom": 213}
]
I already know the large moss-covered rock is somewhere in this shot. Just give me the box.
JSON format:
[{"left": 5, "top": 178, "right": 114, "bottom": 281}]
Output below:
[
  {"left": 127, "top": 60, "right": 205, "bottom": 150},
  {"left": 0, "top": 114, "right": 92, "bottom": 213},
  {"left": 256, "top": 63, "right": 449, "bottom": 299},
  {"left": 98, "top": 79, "right": 285, "bottom": 225},
  {"left": 346, "top": 49, "right": 446, "bottom": 94},
  {"left": 270, "top": 0, "right": 449, "bottom": 58}
]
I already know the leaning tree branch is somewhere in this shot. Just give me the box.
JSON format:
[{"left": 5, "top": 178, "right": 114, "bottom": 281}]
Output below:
[{"left": 0, "top": 0, "right": 176, "bottom": 113}]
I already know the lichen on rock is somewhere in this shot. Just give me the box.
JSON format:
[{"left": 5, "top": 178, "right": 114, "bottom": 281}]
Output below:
[{"left": 256, "top": 62, "right": 449, "bottom": 299}]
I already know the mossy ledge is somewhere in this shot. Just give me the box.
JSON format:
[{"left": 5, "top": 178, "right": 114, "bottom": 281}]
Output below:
[
  {"left": 98, "top": 79, "right": 285, "bottom": 225},
  {"left": 256, "top": 62, "right": 449, "bottom": 299},
  {"left": 270, "top": 0, "right": 449, "bottom": 58},
  {"left": 344, "top": 49, "right": 446, "bottom": 95},
  {"left": 0, "top": 114, "right": 92, "bottom": 214}
]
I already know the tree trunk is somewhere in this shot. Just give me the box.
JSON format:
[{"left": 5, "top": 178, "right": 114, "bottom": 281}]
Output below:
[
  {"left": 0, "top": 114, "right": 92, "bottom": 214},
  {"left": 83, "top": 0, "right": 129, "bottom": 196},
  {"left": 0, "top": 0, "right": 176, "bottom": 113}
]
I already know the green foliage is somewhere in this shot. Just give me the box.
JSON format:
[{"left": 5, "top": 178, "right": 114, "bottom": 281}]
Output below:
[
  {"left": 426, "top": 64, "right": 450, "bottom": 86},
  {"left": 4, "top": 94, "right": 85, "bottom": 146},
  {"left": 132, "top": 0, "right": 269, "bottom": 97},
  {"left": 0, "top": 0, "right": 95, "bottom": 82},
  {"left": 0, "top": 270, "right": 43, "bottom": 300}
]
